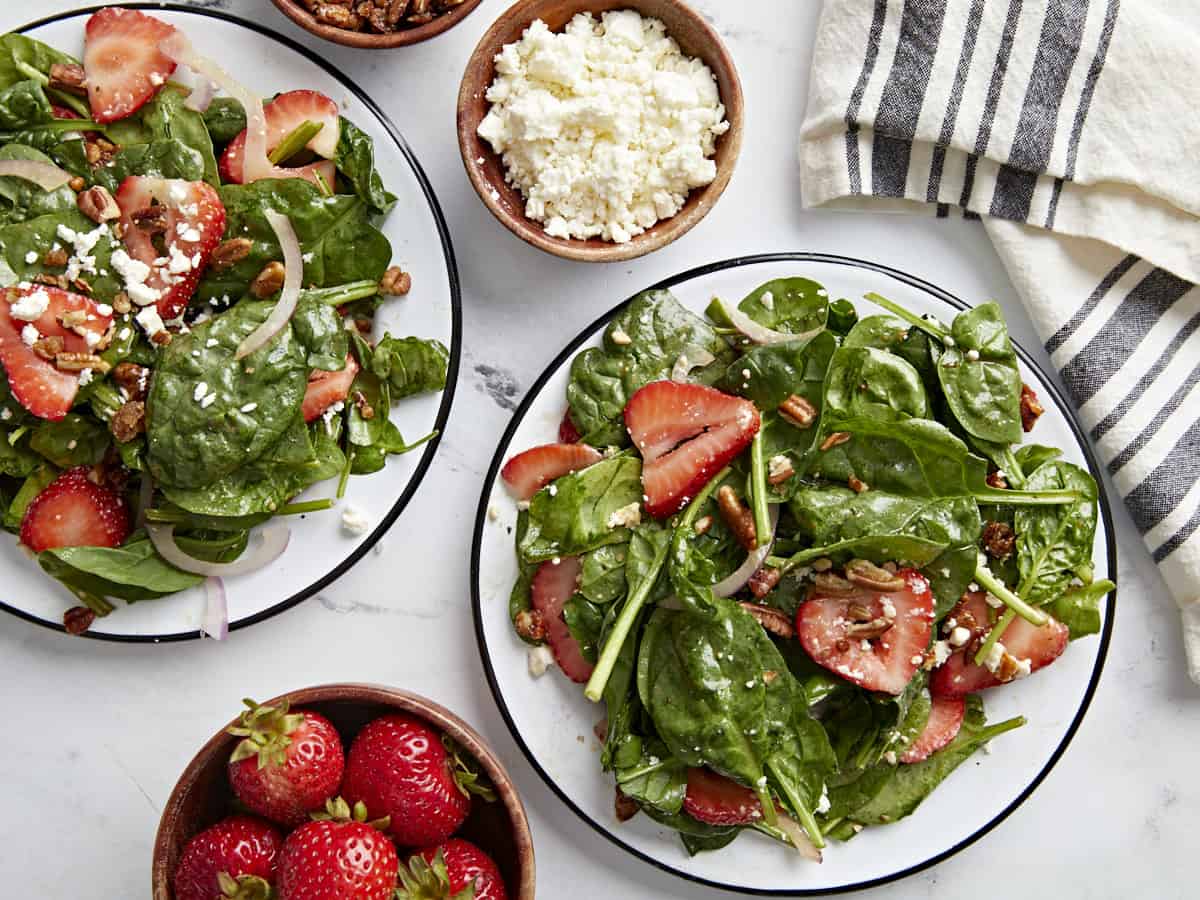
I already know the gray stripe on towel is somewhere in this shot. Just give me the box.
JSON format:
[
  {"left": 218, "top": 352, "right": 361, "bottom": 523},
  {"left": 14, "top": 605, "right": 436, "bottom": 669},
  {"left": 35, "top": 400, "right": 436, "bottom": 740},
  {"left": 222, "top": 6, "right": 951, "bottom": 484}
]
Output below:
[
  {"left": 872, "top": 0, "right": 948, "bottom": 197},
  {"left": 1044, "top": 253, "right": 1138, "bottom": 355},
  {"left": 1126, "top": 416, "right": 1200, "bottom": 535},
  {"left": 1154, "top": 505, "right": 1200, "bottom": 563},
  {"left": 1108, "top": 359, "right": 1200, "bottom": 475},
  {"left": 927, "top": 0, "right": 985, "bottom": 204},
  {"left": 845, "top": 0, "right": 890, "bottom": 195}
]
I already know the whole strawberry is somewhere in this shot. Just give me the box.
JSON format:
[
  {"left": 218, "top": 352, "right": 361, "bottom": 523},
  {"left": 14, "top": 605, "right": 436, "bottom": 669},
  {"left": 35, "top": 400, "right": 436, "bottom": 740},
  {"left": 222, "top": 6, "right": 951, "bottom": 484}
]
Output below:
[
  {"left": 398, "top": 840, "right": 509, "bottom": 900},
  {"left": 173, "top": 815, "right": 281, "bottom": 900},
  {"left": 227, "top": 699, "right": 344, "bottom": 828},
  {"left": 276, "top": 798, "right": 398, "bottom": 900},
  {"left": 342, "top": 714, "right": 494, "bottom": 846}
]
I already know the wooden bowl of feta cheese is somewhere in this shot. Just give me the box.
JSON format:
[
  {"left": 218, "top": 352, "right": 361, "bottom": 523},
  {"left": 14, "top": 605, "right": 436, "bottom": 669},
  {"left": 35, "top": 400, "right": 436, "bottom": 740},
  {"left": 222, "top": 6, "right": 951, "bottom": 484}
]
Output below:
[{"left": 458, "top": 0, "right": 743, "bottom": 262}]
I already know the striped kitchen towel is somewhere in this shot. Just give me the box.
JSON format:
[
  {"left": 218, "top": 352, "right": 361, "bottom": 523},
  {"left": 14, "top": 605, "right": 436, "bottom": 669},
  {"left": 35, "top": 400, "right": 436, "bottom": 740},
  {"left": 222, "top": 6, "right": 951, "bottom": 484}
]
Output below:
[{"left": 798, "top": 0, "right": 1200, "bottom": 681}]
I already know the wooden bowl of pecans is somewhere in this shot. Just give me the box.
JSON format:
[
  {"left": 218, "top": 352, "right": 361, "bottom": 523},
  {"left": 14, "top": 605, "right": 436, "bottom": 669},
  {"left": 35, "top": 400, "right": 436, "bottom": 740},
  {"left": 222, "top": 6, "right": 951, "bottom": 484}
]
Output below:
[{"left": 270, "top": 0, "right": 486, "bottom": 48}]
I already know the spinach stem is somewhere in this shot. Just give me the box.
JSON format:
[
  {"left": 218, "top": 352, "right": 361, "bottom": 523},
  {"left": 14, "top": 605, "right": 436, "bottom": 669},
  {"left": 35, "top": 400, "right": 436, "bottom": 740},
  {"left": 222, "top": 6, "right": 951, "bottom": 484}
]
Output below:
[
  {"left": 48, "top": 88, "right": 90, "bottom": 118},
  {"left": 268, "top": 119, "right": 323, "bottom": 165},
  {"left": 974, "top": 554, "right": 1047, "bottom": 627},
  {"left": 749, "top": 431, "right": 771, "bottom": 548},
  {"left": 337, "top": 447, "right": 354, "bottom": 499},
  {"left": 313, "top": 169, "right": 334, "bottom": 198},
  {"left": 72, "top": 588, "right": 114, "bottom": 617},
  {"left": 15, "top": 60, "right": 46, "bottom": 84},
  {"left": 584, "top": 467, "right": 730, "bottom": 703},
  {"left": 276, "top": 498, "right": 334, "bottom": 515},
  {"left": 973, "top": 487, "right": 1081, "bottom": 506},
  {"left": 863, "top": 292, "right": 949, "bottom": 340},
  {"left": 303, "top": 281, "right": 380, "bottom": 307},
  {"left": 973, "top": 608, "right": 1016, "bottom": 666}
]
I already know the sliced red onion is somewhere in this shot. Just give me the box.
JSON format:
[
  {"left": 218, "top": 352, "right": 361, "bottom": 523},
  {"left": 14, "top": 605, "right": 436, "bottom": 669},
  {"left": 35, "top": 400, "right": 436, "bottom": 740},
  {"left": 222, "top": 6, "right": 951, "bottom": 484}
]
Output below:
[
  {"left": 147, "top": 522, "right": 290, "bottom": 576},
  {"left": 713, "top": 505, "right": 780, "bottom": 598},
  {"left": 718, "top": 300, "right": 822, "bottom": 346},
  {"left": 135, "top": 475, "right": 154, "bottom": 529},
  {"left": 236, "top": 210, "right": 302, "bottom": 359},
  {"left": 671, "top": 347, "right": 716, "bottom": 383},
  {"left": 184, "top": 77, "right": 216, "bottom": 112},
  {"left": 0, "top": 159, "right": 72, "bottom": 191},
  {"left": 775, "top": 812, "right": 822, "bottom": 862},
  {"left": 200, "top": 576, "right": 228, "bottom": 640}
]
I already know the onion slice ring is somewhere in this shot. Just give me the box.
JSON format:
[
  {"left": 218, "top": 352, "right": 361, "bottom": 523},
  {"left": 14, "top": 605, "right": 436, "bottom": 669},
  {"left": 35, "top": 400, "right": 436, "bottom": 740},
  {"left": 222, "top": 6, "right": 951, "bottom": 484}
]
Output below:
[
  {"left": 235, "top": 210, "right": 302, "bottom": 359},
  {"left": 0, "top": 160, "right": 72, "bottom": 192},
  {"left": 715, "top": 298, "right": 822, "bottom": 346},
  {"left": 713, "top": 505, "right": 780, "bottom": 598},
  {"left": 671, "top": 347, "right": 716, "bottom": 383},
  {"left": 147, "top": 522, "right": 290, "bottom": 577},
  {"left": 200, "top": 576, "right": 228, "bottom": 640},
  {"left": 184, "top": 77, "right": 216, "bottom": 112}
]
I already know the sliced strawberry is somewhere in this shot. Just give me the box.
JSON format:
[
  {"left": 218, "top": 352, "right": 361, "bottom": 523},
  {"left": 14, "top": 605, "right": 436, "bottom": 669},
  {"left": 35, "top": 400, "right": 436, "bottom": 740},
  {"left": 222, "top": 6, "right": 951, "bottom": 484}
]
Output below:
[
  {"left": 624, "top": 381, "right": 760, "bottom": 518},
  {"left": 558, "top": 410, "right": 582, "bottom": 443},
  {"left": 220, "top": 90, "right": 340, "bottom": 189},
  {"left": 683, "top": 768, "right": 764, "bottom": 826},
  {"left": 930, "top": 592, "right": 1069, "bottom": 698},
  {"left": 302, "top": 355, "right": 359, "bottom": 423},
  {"left": 115, "top": 176, "right": 226, "bottom": 321},
  {"left": 20, "top": 466, "right": 130, "bottom": 552},
  {"left": 84, "top": 7, "right": 177, "bottom": 123},
  {"left": 795, "top": 568, "right": 935, "bottom": 695},
  {"left": 0, "top": 285, "right": 114, "bottom": 421},
  {"left": 500, "top": 442, "right": 602, "bottom": 501},
  {"left": 530, "top": 556, "right": 592, "bottom": 683},
  {"left": 900, "top": 696, "right": 965, "bottom": 763}
]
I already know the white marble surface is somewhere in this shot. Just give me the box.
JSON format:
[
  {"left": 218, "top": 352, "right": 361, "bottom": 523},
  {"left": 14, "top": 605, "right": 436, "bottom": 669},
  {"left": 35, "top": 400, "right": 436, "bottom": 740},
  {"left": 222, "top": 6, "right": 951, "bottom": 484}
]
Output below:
[{"left": 0, "top": 2, "right": 1194, "bottom": 897}]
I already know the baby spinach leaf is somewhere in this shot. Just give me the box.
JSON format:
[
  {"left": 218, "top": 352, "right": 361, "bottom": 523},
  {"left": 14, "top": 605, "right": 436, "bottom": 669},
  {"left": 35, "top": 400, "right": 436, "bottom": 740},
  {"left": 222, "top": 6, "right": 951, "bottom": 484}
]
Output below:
[
  {"left": 346, "top": 368, "right": 388, "bottom": 448},
  {"left": 844, "top": 314, "right": 908, "bottom": 351},
  {"left": 788, "top": 487, "right": 981, "bottom": 552},
  {"left": 139, "top": 87, "right": 219, "bottom": 186},
  {"left": 0, "top": 210, "right": 124, "bottom": 301},
  {"left": 171, "top": 528, "right": 250, "bottom": 565},
  {"left": 29, "top": 413, "right": 109, "bottom": 468},
  {"left": 291, "top": 295, "right": 349, "bottom": 372},
  {"left": 509, "top": 509, "right": 541, "bottom": 644},
  {"left": 935, "top": 302, "right": 1023, "bottom": 445},
  {"left": 0, "top": 34, "right": 79, "bottom": 92},
  {"left": 2, "top": 463, "right": 54, "bottom": 530},
  {"left": 0, "top": 428, "right": 38, "bottom": 478},
  {"left": 641, "top": 805, "right": 741, "bottom": 853},
  {"left": 0, "top": 79, "right": 52, "bottom": 130},
  {"left": 580, "top": 543, "right": 628, "bottom": 605},
  {"left": 615, "top": 741, "right": 688, "bottom": 816},
  {"left": 1014, "top": 460, "right": 1099, "bottom": 604},
  {"left": 0, "top": 143, "right": 76, "bottom": 224},
  {"left": 38, "top": 531, "right": 204, "bottom": 602},
  {"left": 203, "top": 97, "right": 246, "bottom": 145},
  {"left": 773, "top": 534, "right": 947, "bottom": 573},
  {"left": 734, "top": 278, "right": 829, "bottom": 335},
  {"left": 1015, "top": 443, "right": 1062, "bottom": 474},
  {"left": 198, "top": 180, "right": 391, "bottom": 304},
  {"left": 146, "top": 300, "right": 309, "bottom": 489},
  {"left": 823, "top": 346, "right": 929, "bottom": 422},
  {"left": 925, "top": 543, "right": 980, "bottom": 618},
  {"left": 335, "top": 117, "right": 396, "bottom": 215},
  {"left": 717, "top": 331, "right": 836, "bottom": 411},
  {"left": 519, "top": 454, "right": 642, "bottom": 563},
  {"left": 564, "top": 594, "right": 605, "bottom": 664},
  {"left": 566, "top": 290, "right": 734, "bottom": 446},
  {"left": 827, "top": 298, "right": 858, "bottom": 335},
  {"left": 92, "top": 138, "right": 207, "bottom": 193},
  {"left": 1047, "top": 578, "right": 1113, "bottom": 639},
  {"left": 371, "top": 334, "right": 449, "bottom": 398}
]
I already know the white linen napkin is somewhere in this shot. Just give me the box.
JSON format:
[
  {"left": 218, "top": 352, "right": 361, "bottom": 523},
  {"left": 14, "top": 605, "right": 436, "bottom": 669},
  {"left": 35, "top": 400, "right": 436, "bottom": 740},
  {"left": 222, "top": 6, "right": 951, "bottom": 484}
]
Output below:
[{"left": 798, "top": 0, "right": 1200, "bottom": 682}]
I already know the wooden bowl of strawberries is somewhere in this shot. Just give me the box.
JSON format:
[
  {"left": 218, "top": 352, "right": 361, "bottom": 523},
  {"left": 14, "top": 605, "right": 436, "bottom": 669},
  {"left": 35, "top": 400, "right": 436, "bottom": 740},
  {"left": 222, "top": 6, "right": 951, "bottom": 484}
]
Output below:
[{"left": 153, "top": 684, "right": 534, "bottom": 899}]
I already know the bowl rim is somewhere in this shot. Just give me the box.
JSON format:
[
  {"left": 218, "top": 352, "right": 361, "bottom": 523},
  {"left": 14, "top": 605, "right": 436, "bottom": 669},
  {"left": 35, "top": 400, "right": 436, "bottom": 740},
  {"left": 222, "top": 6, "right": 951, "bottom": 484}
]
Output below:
[
  {"left": 456, "top": 0, "right": 745, "bottom": 263},
  {"left": 269, "top": 0, "right": 487, "bottom": 48},
  {"left": 152, "top": 683, "right": 536, "bottom": 899}
]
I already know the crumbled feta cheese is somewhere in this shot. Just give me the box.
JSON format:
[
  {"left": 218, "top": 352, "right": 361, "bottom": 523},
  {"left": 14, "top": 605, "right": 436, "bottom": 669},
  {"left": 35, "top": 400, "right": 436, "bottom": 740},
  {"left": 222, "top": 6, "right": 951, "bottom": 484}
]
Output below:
[
  {"left": 0, "top": 408, "right": 10, "bottom": 421},
  {"left": 607, "top": 501, "right": 642, "bottom": 529},
  {"left": 881, "top": 598, "right": 897, "bottom": 619},
  {"left": 767, "top": 454, "right": 791, "bottom": 482},
  {"left": 610, "top": 328, "right": 632, "bottom": 346},
  {"left": 193, "top": 382, "right": 209, "bottom": 402},
  {"left": 10, "top": 288, "right": 52, "bottom": 322},
  {"left": 759, "top": 291, "right": 775, "bottom": 310},
  {"left": 981, "top": 641, "right": 1007, "bottom": 674},
  {"left": 948, "top": 626, "right": 971, "bottom": 648},
  {"left": 240, "top": 402, "right": 258, "bottom": 413},
  {"left": 77, "top": 368, "right": 94, "bottom": 387},
  {"left": 301, "top": 252, "right": 314, "bottom": 264},
  {"left": 95, "top": 304, "right": 112, "bottom": 317},
  {"left": 966, "top": 348, "right": 980, "bottom": 362},
  {"left": 477, "top": 11, "right": 729, "bottom": 243},
  {"left": 516, "top": 500, "right": 530, "bottom": 511},
  {"left": 135, "top": 307, "right": 165, "bottom": 337},
  {"left": 149, "top": 72, "right": 164, "bottom": 86},
  {"left": 943, "top": 336, "right": 956, "bottom": 347},
  {"left": 984, "top": 592, "right": 1004, "bottom": 609},
  {"left": 341, "top": 504, "right": 370, "bottom": 536},
  {"left": 883, "top": 751, "right": 898, "bottom": 766},
  {"left": 1012, "top": 657, "right": 1032, "bottom": 679},
  {"left": 20, "top": 324, "right": 39, "bottom": 346},
  {"left": 547, "top": 484, "right": 557, "bottom": 497},
  {"left": 200, "top": 393, "right": 217, "bottom": 409},
  {"left": 167, "top": 244, "right": 193, "bottom": 275},
  {"left": 527, "top": 645, "right": 555, "bottom": 677},
  {"left": 23, "top": 250, "right": 38, "bottom": 265},
  {"left": 206, "top": 338, "right": 219, "bottom": 348}
]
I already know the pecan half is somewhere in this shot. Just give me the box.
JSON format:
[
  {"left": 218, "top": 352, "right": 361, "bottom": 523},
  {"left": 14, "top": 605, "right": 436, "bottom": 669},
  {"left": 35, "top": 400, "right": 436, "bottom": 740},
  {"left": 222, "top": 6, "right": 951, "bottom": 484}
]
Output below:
[
  {"left": 1020, "top": 383, "right": 1044, "bottom": 432},
  {"left": 48, "top": 63, "right": 87, "bottom": 97},
  {"left": 77, "top": 185, "right": 120, "bottom": 223},
  {"left": 716, "top": 485, "right": 757, "bottom": 551},
  {"left": 130, "top": 205, "right": 167, "bottom": 234},
  {"left": 54, "top": 352, "right": 109, "bottom": 373},
  {"left": 249, "top": 261, "right": 286, "bottom": 298},
  {"left": 111, "top": 291, "right": 132, "bottom": 315},
  {"left": 109, "top": 401, "right": 146, "bottom": 443},
  {"left": 995, "top": 651, "right": 1025, "bottom": 684},
  {"left": 615, "top": 788, "right": 640, "bottom": 823},
  {"left": 848, "top": 475, "right": 869, "bottom": 493},
  {"left": 985, "top": 470, "right": 1008, "bottom": 490},
  {"left": 981, "top": 520, "right": 1016, "bottom": 560},
  {"left": 32, "top": 335, "right": 65, "bottom": 360},
  {"left": 58, "top": 309, "right": 88, "bottom": 328},
  {"left": 813, "top": 572, "right": 856, "bottom": 594},
  {"left": 845, "top": 558, "right": 907, "bottom": 592},
  {"left": 739, "top": 601, "right": 794, "bottom": 638},
  {"left": 63, "top": 605, "right": 96, "bottom": 635},
  {"left": 112, "top": 362, "right": 151, "bottom": 400},
  {"left": 748, "top": 566, "right": 783, "bottom": 600},
  {"left": 315, "top": 3, "right": 362, "bottom": 28},
  {"left": 514, "top": 609, "right": 547, "bottom": 642},
  {"left": 33, "top": 273, "right": 69, "bottom": 289},
  {"left": 386, "top": 0, "right": 411, "bottom": 27},
  {"left": 778, "top": 393, "right": 817, "bottom": 429},
  {"left": 211, "top": 237, "right": 253, "bottom": 270},
  {"left": 845, "top": 616, "right": 894, "bottom": 640},
  {"left": 379, "top": 266, "right": 412, "bottom": 296},
  {"left": 819, "top": 431, "right": 851, "bottom": 451},
  {"left": 42, "top": 248, "right": 69, "bottom": 268}
]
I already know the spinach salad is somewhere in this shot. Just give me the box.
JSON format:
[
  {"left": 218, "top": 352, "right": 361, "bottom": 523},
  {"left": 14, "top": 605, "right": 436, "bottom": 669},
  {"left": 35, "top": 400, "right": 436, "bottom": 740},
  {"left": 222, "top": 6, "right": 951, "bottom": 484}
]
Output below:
[
  {"left": 501, "top": 279, "right": 1110, "bottom": 859},
  {"left": 0, "top": 15, "right": 448, "bottom": 635}
]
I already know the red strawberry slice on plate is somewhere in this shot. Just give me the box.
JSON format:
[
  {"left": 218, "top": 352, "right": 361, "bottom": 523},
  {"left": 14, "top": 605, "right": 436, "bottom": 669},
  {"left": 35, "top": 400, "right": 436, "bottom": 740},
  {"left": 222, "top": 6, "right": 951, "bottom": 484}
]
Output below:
[
  {"left": 0, "top": 285, "right": 114, "bottom": 421},
  {"left": 20, "top": 466, "right": 131, "bottom": 552},
  {"left": 795, "top": 568, "right": 935, "bottom": 695},
  {"left": 624, "top": 381, "right": 760, "bottom": 518},
  {"left": 501, "top": 442, "right": 602, "bottom": 501},
  {"left": 220, "top": 90, "right": 340, "bottom": 189},
  {"left": 930, "top": 592, "right": 1069, "bottom": 698},
  {"left": 302, "top": 355, "right": 359, "bottom": 423},
  {"left": 115, "top": 176, "right": 226, "bottom": 321},
  {"left": 558, "top": 410, "right": 582, "bottom": 443},
  {"left": 683, "top": 767, "right": 764, "bottom": 826},
  {"left": 900, "top": 696, "right": 965, "bottom": 763},
  {"left": 84, "top": 7, "right": 177, "bottom": 123},
  {"left": 530, "top": 556, "right": 592, "bottom": 682}
]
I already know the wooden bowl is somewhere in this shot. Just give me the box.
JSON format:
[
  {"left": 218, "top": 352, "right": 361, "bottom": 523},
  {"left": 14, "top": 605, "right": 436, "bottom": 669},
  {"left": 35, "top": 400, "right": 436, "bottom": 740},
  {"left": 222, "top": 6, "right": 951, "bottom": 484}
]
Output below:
[
  {"left": 152, "top": 684, "right": 535, "bottom": 899},
  {"left": 457, "top": 0, "right": 744, "bottom": 262},
  {"left": 270, "top": 0, "right": 485, "bottom": 48}
]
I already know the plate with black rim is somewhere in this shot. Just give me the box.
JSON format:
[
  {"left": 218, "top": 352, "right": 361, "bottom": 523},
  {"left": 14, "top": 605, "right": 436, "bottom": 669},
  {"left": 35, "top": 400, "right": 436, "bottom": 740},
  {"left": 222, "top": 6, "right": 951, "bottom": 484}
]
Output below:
[
  {"left": 0, "top": 4, "right": 460, "bottom": 641},
  {"left": 471, "top": 253, "right": 1115, "bottom": 895}
]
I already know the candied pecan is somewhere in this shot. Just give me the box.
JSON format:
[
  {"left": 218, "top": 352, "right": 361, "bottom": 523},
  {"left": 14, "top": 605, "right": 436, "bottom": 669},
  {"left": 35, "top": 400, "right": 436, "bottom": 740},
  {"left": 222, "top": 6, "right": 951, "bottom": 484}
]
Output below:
[
  {"left": 54, "top": 352, "right": 109, "bottom": 373},
  {"left": 71, "top": 278, "right": 94, "bottom": 296},
  {"left": 813, "top": 572, "right": 856, "bottom": 594},
  {"left": 63, "top": 606, "right": 96, "bottom": 635},
  {"left": 249, "top": 261, "right": 286, "bottom": 298},
  {"left": 48, "top": 63, "right": 87, "bottom": 97},
  {"left": 315, "top": 3, "right": 362, "bottom": 27},
  {"left": 33, "top": 273, "right": 69, "bottom": 289},
  {"left": 819, "top": 431, "right": 851, "bottom": 451},
  {"left": 1020, "top": 383, "right": 1044, "bottom": 432},
  {"left": 67, "top": 176, "right": 86, "bottom": 193},
  {"left": 111, "top": 292, "right": 132, "bottom": 315},
  {"left": 112, "top": 362, "right": 151, "bottom": 400},
  {"left": 981, "top": 520, "right": 1016, "bottom": 560},
  {"left": 379, "top": 266, "right": 412, "bottom": 296},
  {"left": 845, "top": 616, "right": 894, "bottom": 640},
  {"left": 131, "top": 205, "right": 167, "bottom": 234},
  {"left": 352, "top": 389, "right": 375, "bottom": 420},
  {"left": 84, "top": 138, "right": 116, "bottom": 167},
  {"left": 32, "top": 335, "right": 65, "bottom": 361},
  {"left": 845, "top": 558, "right": 906, "bottom": 592},
  {"left": 109, "top": 401, "right": 146, "bottom": 443},
  {"left": 748, "top": 566, "right": 783, "bottom": 600},
  {"left": 514, "top": 609, "right": 547, "bottom": 642},
  {"left": 995, "top": 651, "right": 1024, "bottom": 684},
  {"left": 848, "top": 475, "right": 869, "bottom": 493},
  {"left": 386, "top": 0, "right": 410, "bottom": 27},
  {"left": 407, "top": 0, "right": 433, "bottom": 23},
  {"left": 716, "top": 485, "right": 757, "bottom": 551},
  {"left": 986, "top": 470, "right": 1008, "bottom": 490},
  {"left": 58, "top": 309, "right": 88, "bottom": 328},
  {"left": 778, "top": 393, "right": 817, "bottom": 428},
  {"left": 615, "top": 789, "right": 640, "bottom": 823},
  {"left": 739, "top": 600, "right": 794, "bottom": 638},
  {"left": 77, "top": 185, "right": 120, "bottom": 223},
  {"left": 42, "top": 248, "right": 69, "bottom": 268},
  {"left": 210, "top": 239, "right": 253, "bottom": 272}
]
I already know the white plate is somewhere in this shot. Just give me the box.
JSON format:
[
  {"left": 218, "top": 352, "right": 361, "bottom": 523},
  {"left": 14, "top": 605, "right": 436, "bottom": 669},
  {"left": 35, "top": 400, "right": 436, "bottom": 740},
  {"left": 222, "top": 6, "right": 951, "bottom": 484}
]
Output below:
[
  {"left": 1, "top": 5, "right": 460, "bottom": 641},
  {"left": 471, "top": 254, "right": 1116, "bottom": 895}
]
